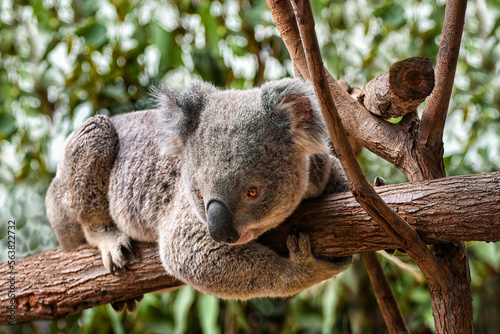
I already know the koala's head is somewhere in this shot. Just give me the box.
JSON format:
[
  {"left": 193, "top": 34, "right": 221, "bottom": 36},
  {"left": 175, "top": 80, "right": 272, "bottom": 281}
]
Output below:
[{"left": 156, "top": 78, "right": 328, "bottom": 245}]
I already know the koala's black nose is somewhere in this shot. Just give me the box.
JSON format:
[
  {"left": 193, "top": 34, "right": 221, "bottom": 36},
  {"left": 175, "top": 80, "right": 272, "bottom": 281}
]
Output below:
[{"left": 206, "top": 200, "right": 239, "bottom": 244}]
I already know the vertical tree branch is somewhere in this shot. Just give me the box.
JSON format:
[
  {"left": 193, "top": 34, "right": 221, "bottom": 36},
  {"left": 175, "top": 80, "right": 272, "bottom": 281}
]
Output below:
[
  {"left": 414, "top": 1, "right": 473, "bottom": 332},
  {"left": 357, "top": 180, "right": 409, "bottom": 334},
  {"left": 267, "top": 0, "right": 420, "bottom": 179},
  {"left": 267, "top": 0, "right": 309, "bottom": 78},
  {"left": 360, "top": 252, "right": 409, "bottom": 334},
  {"left": 418, "top": 0, "right": 467, "bottom": 179}
]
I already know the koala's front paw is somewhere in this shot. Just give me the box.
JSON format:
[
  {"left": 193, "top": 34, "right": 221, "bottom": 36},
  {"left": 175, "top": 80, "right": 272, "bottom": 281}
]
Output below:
[
  {"left": 98, "top": 233, "right": 135, "bottom": 273},
  {"left": 287, "top": 233, "right": 352, "bottom": 275},
  {"left": 287, "top": 233, "right": 315, "bottom": 263},
  {"left": 84, "top": 225, "right": 137, "bottom": 273}
]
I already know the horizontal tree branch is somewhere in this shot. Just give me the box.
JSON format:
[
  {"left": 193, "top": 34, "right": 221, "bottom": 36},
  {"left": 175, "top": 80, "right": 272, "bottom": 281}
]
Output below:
[
  {"left": 260, "top": 171, "right": 500, "bottom": 257},
  {"left": 1, "top": 171, "right": 498, "bottom": 324},
  {"left": 1, "top": 243, "right": 183, "bottom": 324}
]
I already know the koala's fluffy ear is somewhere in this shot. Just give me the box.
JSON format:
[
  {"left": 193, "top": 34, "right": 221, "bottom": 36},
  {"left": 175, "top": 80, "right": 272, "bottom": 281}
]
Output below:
[
  {"left": 261, "top": 78, "right": 329, "bottom": 154},
  {"left": 153, "top": 81, "right": 217, "bottom": 156}
]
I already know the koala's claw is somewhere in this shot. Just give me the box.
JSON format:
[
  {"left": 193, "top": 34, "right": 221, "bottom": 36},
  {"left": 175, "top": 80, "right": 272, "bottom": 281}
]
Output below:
[
  {"left": 111, "top": 301, "right": 125, "bottom": 312},
  {"left": 98, "top": 234, "right": 132, "bottom": 273},
  {"left": 287, "top": 233, "right": 353, "bottom": 274},
  {"left": 122, "top": 241, "right": 138, "bottom": 259},
  {"left": 102, "top": 250, "right": 126, "bottom": 274},
  {"left": 111, "top": 295, "right": 143, "bottom": 313}
]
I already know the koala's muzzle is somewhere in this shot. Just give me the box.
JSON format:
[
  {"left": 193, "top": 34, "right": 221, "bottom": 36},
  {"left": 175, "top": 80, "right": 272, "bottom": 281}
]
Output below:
[{"left": 207, "top": 200, "right": 239, "bottom": 244}]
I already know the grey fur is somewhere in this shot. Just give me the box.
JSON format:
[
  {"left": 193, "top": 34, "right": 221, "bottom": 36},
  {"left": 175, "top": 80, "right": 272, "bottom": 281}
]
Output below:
[{"left": 46, "top": 78, "right": 351, "bottom": 299}]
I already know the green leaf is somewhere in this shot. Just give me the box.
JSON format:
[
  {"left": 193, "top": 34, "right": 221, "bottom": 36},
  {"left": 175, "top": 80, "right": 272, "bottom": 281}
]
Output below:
[
  {"left": 102, "top": 85, "right": 126, "bottom": 101},
  {"left": 198, "top": 1, "right": 221, "bottom": 49},
  {"left": 0, "top": 111, "right": 16, "bottom": 139},
  {"left": 411, "top": 288, "right": 431, "bottom": 304},
  {"left": 490, "top": 15, "right": 500, "bottom": 37},
  {"left": 31, "top": 0, "right": 53, "bottom": 30},
  {"left": 373, "top": 2, "right": 406, "bottom": 30},
  {"left": 198, "top": 294, "right": 221, "bottom": 334},
  {"left": 0, "top": 222, "right": 6, "bottom": 240},
  {"left": 41, "top": 37, "right": 60, "bottom": 61},
  {"left": 173, "top": 286, "right": 195, "bottom": 334},
  {"left": 72, "top": 0, "right": 99, "bottom": 18},
  {"left": 29, "top": 233, "right": 39, "bottom": 251},
  {"left": 149, "top": 21, "right": 183, "bottom": 72},
  {"left": 76, "top": 21, "right": 108, "bottom": 48},
  {"left": 476, "top": 243, "right": 500, "bottom": 271},
  {"left": 388, "top": 116, "right": 403, "bottom": 124}
]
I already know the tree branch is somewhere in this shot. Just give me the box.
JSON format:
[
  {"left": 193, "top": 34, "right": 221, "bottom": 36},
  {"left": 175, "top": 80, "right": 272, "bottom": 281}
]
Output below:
[
  {"left": 360, "top": 252, "right": 409, "bottom": 334},
  {"left": 261, "top": 171, "right": 500, "bottom": 257},
  {"left": 266, "top": 0, "right": 423, "bottom": 179},
  {"left": 358, "top": 180, "right": 409, "bottom": 334},
  {"left": 2, "top": 171, "right": 498, "bottom": 324},
  {"left": 408, "top": 1, "right": 472, "bottom": 332},
  {"left": 418, "top": 0, "right": 467, "bottom": 179},
  {"left": 359, "top": 57, "right": 435, "bottom": 119},
  {"left": 289, "top": 0, "right": 447, "bottom": 283},
  {"left": 1, "top": 243, "right": 183, "bottom": 324},
  {"left": 268, "top": 0, "right": 474, "bottom": 332}
]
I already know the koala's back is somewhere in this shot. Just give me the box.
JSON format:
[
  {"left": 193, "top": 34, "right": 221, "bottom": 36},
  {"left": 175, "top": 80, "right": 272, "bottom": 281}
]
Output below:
[{"left": 108, "top": 110, "right": 180, "bottom": 242}]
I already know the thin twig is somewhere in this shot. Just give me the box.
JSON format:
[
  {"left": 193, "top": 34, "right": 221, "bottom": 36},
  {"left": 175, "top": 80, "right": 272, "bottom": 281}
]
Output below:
[
  {"left": 360, "top": 252, "right": 409, "bottom": 334},
  {"left": 358, "top": 182, "right": 409, "bottom": 334}
]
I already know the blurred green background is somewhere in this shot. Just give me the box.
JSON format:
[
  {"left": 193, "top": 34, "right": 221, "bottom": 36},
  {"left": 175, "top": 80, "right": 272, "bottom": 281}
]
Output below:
[{"left": 1, "top": 0, "right": 499, "bottom": 333}]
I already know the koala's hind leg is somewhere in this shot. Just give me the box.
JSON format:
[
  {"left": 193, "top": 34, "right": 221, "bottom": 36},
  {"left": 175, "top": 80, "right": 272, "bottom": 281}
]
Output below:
[
  {"left": 46, "top": 178, "right": 86, "bottom": 250},
  {"left": 50, "top": 115, "right": 131, "bottom": 272}
]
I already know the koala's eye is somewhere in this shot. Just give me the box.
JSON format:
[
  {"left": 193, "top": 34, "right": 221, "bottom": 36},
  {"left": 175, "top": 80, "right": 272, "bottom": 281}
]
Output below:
[
  {"left": 245, "top": 186, "right": 260, "bottom": 200},
  {"left": 196, "top": 190, "right": 203, "bottom": 200}
]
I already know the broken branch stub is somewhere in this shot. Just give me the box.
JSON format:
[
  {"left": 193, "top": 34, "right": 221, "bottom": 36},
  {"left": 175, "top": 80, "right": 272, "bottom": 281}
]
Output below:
[{"left": 360, "top": 57, "right": 435, "bottom": 119}]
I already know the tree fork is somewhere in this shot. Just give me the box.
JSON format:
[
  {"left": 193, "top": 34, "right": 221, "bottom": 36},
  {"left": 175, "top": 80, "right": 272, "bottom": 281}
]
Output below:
[{"left": 268, "top": 0, "right": 474, "bottom": 331}]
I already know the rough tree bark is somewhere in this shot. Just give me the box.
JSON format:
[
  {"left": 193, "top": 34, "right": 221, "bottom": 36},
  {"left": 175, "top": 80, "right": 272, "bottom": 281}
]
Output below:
[
  {"left": 267, "top": 0, "right": 473, "bottom": 332},
  {"left": 414, "top": 1, "right": 472, "bottom": 332},
  {"left": 0, "top": 1, "right": 484, "bottom": 331},
  {"left": 360, "top": 252, "right": 409, "bottom": 333},
  {"left": 359, "top": 57, "right": 435, "bottom": 119},
  {"left": 1, "top": 171, "right": 499, "bottom": 324}
]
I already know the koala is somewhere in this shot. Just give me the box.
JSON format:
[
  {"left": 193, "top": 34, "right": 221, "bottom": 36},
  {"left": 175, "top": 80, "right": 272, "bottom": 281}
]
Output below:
[{"left": 45, "top": 78, "right": 352, "bottom": 300}]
